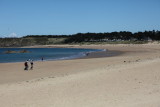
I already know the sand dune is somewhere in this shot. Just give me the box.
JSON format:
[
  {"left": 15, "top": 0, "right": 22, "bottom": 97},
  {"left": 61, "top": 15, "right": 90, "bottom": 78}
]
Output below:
[{"left": 0, "top": 44, "right": 160, "bottom": 107}]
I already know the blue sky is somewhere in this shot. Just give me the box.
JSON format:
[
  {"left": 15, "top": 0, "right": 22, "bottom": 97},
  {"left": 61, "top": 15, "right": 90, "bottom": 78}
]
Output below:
[{"left": 0, "top": 0, "right": 160, "bottom": 37}]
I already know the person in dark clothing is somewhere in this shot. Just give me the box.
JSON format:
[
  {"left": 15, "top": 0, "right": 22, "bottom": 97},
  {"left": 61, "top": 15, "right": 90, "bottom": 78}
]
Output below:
[
  {"left": 24, "top": 60, "right": 29, "bottom": 70},
  {"left": 30, "top": 60, "right": 33, "bottom": 70}
]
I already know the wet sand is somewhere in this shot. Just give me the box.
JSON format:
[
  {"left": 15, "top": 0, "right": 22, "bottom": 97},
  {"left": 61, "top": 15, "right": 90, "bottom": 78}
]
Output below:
[{"left": 0, "top": 44, "right": 160, "bottom": 107}]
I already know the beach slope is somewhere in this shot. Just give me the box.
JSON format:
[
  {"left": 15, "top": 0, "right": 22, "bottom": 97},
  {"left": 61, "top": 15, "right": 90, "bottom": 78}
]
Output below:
[{"left": 0, "top": 44, "right": 160, "bottom": 107}]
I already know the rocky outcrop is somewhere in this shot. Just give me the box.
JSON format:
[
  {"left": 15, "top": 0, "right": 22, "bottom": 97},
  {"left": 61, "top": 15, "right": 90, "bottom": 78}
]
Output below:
[{"left": 4, "top": 50, "right": 30, "bottom": 54}]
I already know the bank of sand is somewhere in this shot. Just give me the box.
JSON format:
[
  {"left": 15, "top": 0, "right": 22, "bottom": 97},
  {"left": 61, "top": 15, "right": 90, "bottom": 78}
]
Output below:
[{"left": 0, "top": 44, "right": 160, "bottom": 107}]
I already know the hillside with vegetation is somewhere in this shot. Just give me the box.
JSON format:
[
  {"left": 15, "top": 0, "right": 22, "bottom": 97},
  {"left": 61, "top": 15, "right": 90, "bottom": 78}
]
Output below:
[{"left": 0, "top": 30, "right": 160, "bottom": 47}]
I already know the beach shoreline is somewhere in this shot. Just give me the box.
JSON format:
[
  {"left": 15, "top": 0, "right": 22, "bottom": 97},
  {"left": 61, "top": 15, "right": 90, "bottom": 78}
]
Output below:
[
  {"left": 0, "top": 43, "right": 160, "bottom": 84},
  {"left": 0, "top": 45, "right": 123, "bottom": 84},
  {"left": 0, "top": 45, "right": 123, "bottom": 63},
  {"left": 0, "top": 44, "right": 160, "bottom": 107}
]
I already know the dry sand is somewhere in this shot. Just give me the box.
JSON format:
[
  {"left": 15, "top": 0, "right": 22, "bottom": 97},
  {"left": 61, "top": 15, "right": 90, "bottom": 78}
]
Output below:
[{"left": 0, "top": 44, "right": 160, "bottom": 107}]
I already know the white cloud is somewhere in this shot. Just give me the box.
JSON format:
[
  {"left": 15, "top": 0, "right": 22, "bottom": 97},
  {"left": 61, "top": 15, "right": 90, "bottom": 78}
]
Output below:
[
  {"left": 8, "top": 32, "right": 18, "bottom": 37},
  {"left": 0, "top": 33, "right": 21, "bottom": 38}
]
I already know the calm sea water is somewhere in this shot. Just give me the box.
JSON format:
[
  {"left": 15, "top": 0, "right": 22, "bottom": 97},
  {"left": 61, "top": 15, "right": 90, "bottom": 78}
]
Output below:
[{"left": 0, "top": 48, "right": 102, "bottom": 63}]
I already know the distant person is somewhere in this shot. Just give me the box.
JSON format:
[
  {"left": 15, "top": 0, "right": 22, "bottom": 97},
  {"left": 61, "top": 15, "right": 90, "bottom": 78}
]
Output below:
[
  {"left": 30, "top": 60, "right": 33, "bottom": 70},
  {"left": 86, "top": 52, "right": 89, "bottom": 56},
  {"left": 42, "top": 57, "right": 44, "bottom": 61},
  {"left": 24, "top": 60, "right": 29, "bottom": 70},
  {"left": 26, "top": 60, "right": 29, "bottom": 70}
]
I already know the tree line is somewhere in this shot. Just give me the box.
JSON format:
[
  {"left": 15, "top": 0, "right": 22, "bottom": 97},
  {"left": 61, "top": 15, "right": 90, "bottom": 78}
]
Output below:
[
  {"left": 23, "top": 30, "right": 160, "bottom": 43},
  {"left": 1, "top": 30, "right": 160, "bottom": 46}
]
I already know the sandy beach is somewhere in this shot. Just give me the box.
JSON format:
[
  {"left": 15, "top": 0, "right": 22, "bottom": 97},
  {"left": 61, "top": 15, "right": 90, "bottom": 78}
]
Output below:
[{"left": 0, "top": 44, "right": 160, "bottom": 107}]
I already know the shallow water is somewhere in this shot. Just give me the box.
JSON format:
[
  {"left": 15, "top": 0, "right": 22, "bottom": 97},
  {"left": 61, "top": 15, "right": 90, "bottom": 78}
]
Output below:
[{"left": 0, "top": 48, "right": 102, "bottom": 63}]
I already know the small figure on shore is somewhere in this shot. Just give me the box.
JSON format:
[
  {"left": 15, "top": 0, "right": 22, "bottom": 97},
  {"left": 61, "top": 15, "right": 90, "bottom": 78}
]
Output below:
[
  {"left": 30, "top": 60, "right": 33, "bottom": 70},
  {"left": 86, "top": 52, "right": 89, "bottom": 56},
  {"left": 24, "top": 60, "right": 29, "bottom": 70},
  {"left": 41, "top": 57, "right": 44, "bottom": 61}
]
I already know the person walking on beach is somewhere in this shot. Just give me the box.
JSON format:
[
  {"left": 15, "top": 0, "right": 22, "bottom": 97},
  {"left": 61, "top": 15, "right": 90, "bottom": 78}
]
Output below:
[
  {"left": 30, "top": 60, "right": 33, "bottom": 70},
  {"left": 41, "top": 57, "right": 44, "bottom": 61},
  {"left": 24, "top": 60, "right": 29, "bottom": 70}
]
